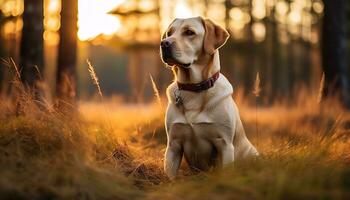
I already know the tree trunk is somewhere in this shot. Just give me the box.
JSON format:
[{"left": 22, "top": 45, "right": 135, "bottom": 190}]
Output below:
[
  {"left": 322, "top": 0, "right": 350, "bottom": 108},
  {"left": 56, "top": 0, "right": 78, "bottom": 106},
  {"left": 19, "top": 0, "right": 44, "bottom": 90}
]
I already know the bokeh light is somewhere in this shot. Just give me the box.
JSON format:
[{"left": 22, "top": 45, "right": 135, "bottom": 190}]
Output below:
[{"left": 77, "top": 0, "right": 124, "bottom": 41}]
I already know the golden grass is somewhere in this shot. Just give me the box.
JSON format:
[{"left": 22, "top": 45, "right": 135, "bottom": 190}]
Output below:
[
  {"left": 87, "top": 59, "right": 103, "bottom": 99},
  {"left": 0, "top": 61, "right": 349, "bottom": 199},
  {"left": 2, "top": 94, "right": 349, "bottom": 199},
  {"left": 317, "top": 72, "right": 325, "bottom": 104},
  {"left": 253, "top": 72, "right": 261, "bottom": 97},
  {"left": 149, "top": 74, "right": 162, "bottom": 108}
]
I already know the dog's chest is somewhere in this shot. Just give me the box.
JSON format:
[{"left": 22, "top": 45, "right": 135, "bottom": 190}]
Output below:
[
  {"left": 171, "top": 88, "right": 223, "bottom": 122},
  {"left": 169, "top": 123, "right": 232, "bottom": 170},
  {"left": 167, "top": 94, "right": 233, "bottom": 125},
  {"left": 166, "top": 77, "right": 234, "bottom": 124}
]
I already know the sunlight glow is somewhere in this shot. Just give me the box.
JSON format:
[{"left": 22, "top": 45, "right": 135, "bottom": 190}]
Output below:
[
  {"left": 276, "top": 1, "right": 289, "bottom": 16},
  {"left": 207, "top": 3, "right": 226, "bottom": 22},
  {"left": 288, "top": 10, "right": 301, "bottom": 25},
  {"left": 312, "top": 1, "right": 324, "bottom": 14},
  {"left": 174, "top": 0, "right": 193, "bottom": 18},
  {"left": 1, "top": 0, "right": 23, "bottom": 17},
  {"left": 44, "top": 0, "right": 60, "bottom": 45},
  {"left": 139, "top": 0, "right": 156, "bottom": 12},
  {"left": 229, "top": 8, "right": 250, "bottom": 31},
  {"left": 47, "top": 0, "right": 60, "bottom": 13},
  {"left": 78, "top": 0, "right": 124, "bottom": 41},
  {"left": 0, "top": 0, "right": 325, "bottom": 44},
  {"left": 252, "top": 22, "right": 266, "bottom": 42},
  {"left": 252, "top": 0, "right": 266, "bottom": 20}
]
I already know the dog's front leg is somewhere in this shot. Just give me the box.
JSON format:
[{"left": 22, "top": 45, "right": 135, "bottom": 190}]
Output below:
[
  {"left": 213, "top": 138, "right": 235, "bottom": 166},
  {"left": 164, "top": 139, "right": 183, "bottom": 180}
]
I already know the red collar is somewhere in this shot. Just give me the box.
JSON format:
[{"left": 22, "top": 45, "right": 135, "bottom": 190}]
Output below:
[{"left": 177, "top": 71, "right": 220, "bottom": 93}]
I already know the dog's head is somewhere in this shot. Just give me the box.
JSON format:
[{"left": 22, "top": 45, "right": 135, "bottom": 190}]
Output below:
[{"left": 160, "top": 17, "right": 229, "bottom": 68}]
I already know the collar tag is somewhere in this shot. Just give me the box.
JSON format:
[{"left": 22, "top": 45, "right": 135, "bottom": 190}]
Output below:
[{"left": 174, "top": 89, "right": 183, "bottom": 107}]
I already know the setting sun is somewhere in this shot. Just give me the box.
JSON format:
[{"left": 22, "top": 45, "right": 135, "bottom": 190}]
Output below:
[{"left": 77, "top": 0, "right": 124, "bottom": 41}]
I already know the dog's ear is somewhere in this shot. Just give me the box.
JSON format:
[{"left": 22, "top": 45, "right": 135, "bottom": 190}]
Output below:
[
  {"left": 200, "top": 17, "right": 229, "bottom": 55},
  {"left": 161, "top": 18, "right": 178, "bottom": 39}
]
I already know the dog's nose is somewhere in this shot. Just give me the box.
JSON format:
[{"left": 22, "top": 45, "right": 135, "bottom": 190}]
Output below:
[{"left": 161, "top": 40, "right": 172, "bottom": 48}]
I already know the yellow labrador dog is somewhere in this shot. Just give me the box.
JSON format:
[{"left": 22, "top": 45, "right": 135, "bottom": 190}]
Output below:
[{"left": 160, "top": 17, "right": 258, "bottom": 179}]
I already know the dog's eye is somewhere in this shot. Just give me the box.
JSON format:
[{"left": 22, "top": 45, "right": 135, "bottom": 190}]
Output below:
[
  {"left": 184, "top": 30, "right": 195, "bottom": 36},
  {"left": 167, "top": 31, "right": 173, "bottom": 37}
]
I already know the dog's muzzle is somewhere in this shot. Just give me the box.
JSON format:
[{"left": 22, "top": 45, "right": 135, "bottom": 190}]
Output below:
[
  {"left": 160, "top": 40, "right": 175, "bottom": 63},
  {"left": 160, "top": 39, "right": 191, "bottom": 68}
]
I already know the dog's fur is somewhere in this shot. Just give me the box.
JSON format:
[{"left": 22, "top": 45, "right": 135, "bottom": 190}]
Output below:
[{"left": 160, "top": 17, "right": 258, "bottom": 179}]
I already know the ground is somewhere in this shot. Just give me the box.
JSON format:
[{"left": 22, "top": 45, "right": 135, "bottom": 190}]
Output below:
[{"left": 0, "top": 89, "right": 349, "bottom": 200}]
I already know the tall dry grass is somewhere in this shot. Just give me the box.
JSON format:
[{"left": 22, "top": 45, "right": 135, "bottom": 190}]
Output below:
[
  {"left": 149, "top": 74, "right": 162, "bottom": 108},
  {"left": 0, "top": 59, "right": 163, "bottom": 199},
  {"left": 87, "top": 59, "right": 103, "bottom": 100},
  {"left": 317, "top": 72, "right": 325, "bottom": 103},
  {"left": 253, "top": 72, "right": 261, "bottom": 149},
  {"left": 0, "top": 59, "right": 349, "bottom": 199}
]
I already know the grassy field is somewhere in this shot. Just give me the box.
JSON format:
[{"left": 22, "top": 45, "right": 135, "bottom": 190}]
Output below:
[
  {"left": 0, "top": 61, "right": 349, "bottom": 199},
  {"left": 0, "top": 92, "right": 350, "bottom": 200}
]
